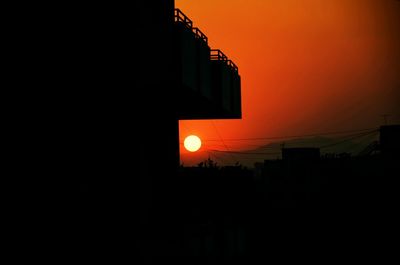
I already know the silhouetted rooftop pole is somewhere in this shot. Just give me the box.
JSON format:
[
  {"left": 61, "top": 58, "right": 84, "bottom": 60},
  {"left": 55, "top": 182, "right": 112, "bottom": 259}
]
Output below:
[{"left": 381, "top": 114, "right": 391, "bottom": 125}]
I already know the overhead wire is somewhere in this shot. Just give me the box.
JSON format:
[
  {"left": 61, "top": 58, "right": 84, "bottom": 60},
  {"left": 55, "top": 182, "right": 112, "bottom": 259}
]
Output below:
[
  {"left": 202, "top": 127, "right": 379, "bottom": 142},
  {"left": 209, "top": 129, "right": 379, "bottom": 155},
  {"left": 181, "top": 125, "right": 380, "bottom": 166},
  {"left": 319, "top": 130, "right": 378, "bottom": 149},
  {"left": 211, "top": 120, "right": 238, "bottom": 165},
  {"left": 210, "top": 149, "right": 281, "bottom": 156}
]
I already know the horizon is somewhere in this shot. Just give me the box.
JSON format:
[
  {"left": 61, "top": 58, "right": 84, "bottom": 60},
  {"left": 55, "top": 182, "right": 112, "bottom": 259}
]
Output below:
[{"left": 180, "top": 126, "right": 383, "bottom": 167}]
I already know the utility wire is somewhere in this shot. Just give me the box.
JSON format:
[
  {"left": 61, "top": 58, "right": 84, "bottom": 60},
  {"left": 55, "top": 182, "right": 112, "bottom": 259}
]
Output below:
[
  {"left": 209, "top": 129, "right": 378, "bottom": 155},
  {"left": 203, "top": 127, "right": 378, "bottom": 142},
  {"left": 319, "top": 130, "right": 378, "bottom": 149},
  {"left": 211, "top": 121, "right": 237, "bottom": 164},
  {"left": 210, "top": 149, "right": 281, "bottom": 156}
]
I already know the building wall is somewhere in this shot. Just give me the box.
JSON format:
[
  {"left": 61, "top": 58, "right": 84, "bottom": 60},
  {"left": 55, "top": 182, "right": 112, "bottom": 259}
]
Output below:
[{"left": 138, "top": 0, "right": 180, "bottom": 225}]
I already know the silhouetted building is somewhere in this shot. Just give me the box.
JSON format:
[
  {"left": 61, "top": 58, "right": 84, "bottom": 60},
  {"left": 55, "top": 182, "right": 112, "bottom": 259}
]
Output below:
[
  {"left": 60, "top": 1, "right": 396, "bottom": 263},
  {"left": 174, "top": 9, "right": 241, "bottom": 119},
  {"left": 137, "top": 1, "right": 242, "bottom": 262},
  {"left": 380, "top": 125, "right": 400, "bottom": 156},
  {"left": 282, "top": 147, "right": 320, "bottom": 162}
]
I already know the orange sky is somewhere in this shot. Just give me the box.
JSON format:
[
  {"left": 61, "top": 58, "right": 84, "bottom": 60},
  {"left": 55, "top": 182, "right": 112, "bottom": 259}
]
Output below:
[{"left": 176, "top": 0, "right": 400, "bottom": 166}]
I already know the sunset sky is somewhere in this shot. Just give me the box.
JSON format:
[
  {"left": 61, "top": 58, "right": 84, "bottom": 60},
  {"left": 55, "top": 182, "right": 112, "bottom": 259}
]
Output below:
[{"left": 176, "top": 0, "right": 400, "bottom": 165}]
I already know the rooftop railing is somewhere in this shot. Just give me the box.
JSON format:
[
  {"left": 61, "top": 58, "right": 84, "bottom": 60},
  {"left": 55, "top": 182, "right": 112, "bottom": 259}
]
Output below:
[
  {"left": 175, "top": 9, "right": 238, "bottom": 73},
  {"left": 174, "top": 8, "right": 192, "bottom": 29},
  {"left": 174, "top": 9, "right": 208, "bottom": 44},
  {"left": 192, "top": 27, "right": 207, "bottom": 44},
  {"left": 211, "top": 49, "right": 238, "bottom": 72}
]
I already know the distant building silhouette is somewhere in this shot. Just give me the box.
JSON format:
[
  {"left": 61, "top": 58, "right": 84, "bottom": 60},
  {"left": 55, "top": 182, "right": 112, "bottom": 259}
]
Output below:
[
  {"left": 282, "top": 147, "right": 320, "bottom": 162},
  {"left": 380, "top": 125, "right": 400, "bottom": 157},
  {"left": 256, "top": 125, "right": 400, "bottom": 210}
]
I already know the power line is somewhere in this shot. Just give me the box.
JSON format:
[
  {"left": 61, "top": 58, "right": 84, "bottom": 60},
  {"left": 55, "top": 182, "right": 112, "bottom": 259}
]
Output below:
[
  {"left": 202, "top": 127, "right": 378, "bottom": 142},
  {"left": 211, "top": 121, "right": 238, "bottom": 164},
  {"left": 209, "top": 129, "right": 378, "bottom": 155},
  {"left": 210, "top": 149, "right": 281, "bottom": 156},
  {"left": 319, "top": 130, "right": 378, "bottom": 149},
  {"left": 381, "top": 114, "right": 392, "bottom": 125},
  {"left": 180, "top": 127, "right": 380, "bottom": 166}
]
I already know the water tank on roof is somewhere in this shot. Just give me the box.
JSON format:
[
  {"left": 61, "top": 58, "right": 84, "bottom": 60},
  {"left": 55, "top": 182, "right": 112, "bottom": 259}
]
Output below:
[
  {"left": 173, "top": 9, "right": 241, "bottom": 120},
  {"left": 210, "top": 50, "right": 241, "bottom": 119},
  {"left": 195, "top": 28, "right": 212, "bottom": 101},
  {"left": 173, "top": 9, "right": 211, "bottom": 98}
]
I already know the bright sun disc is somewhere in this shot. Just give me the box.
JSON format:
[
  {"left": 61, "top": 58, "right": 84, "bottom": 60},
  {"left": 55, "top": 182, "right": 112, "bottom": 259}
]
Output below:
[{"left": 184, "top": 135, "right": 202, "bottom": 152}]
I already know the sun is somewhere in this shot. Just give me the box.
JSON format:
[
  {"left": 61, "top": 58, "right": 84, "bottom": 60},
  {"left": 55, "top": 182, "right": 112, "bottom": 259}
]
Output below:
[{"left": 184, "top": 135, "right": 202, "bottom": 152}]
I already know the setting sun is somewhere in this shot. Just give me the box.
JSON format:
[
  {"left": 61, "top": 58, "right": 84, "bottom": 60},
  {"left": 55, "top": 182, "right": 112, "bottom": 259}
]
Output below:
[{"left": 184, "top": 135, "right": 202, "bottom": 152}]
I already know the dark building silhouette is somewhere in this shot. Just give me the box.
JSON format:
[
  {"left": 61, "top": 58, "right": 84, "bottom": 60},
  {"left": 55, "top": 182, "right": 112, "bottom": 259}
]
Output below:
[
  {"left": 247, "top": 127, "right": 399, "bottom": 262},
  {"left": 257, "top": 126, "right": 400, "bottom": 210},
  {"left": 282, "top": 147, "right": 320, "bottom": 162},
  {"left": 174, "top": 9, "right": 241, "bottom": 119},
  {"left": 380, "top": 125, "right": 400, "bottom": 157},
  {"left": 62, "top": 1, "right": 244, "bottom": 262},
  {"left": 64, "top": 0, "right": 397, "bottom": 262},
  {"left": 137, "top": 2, "right": 241, "bottom": 262}
]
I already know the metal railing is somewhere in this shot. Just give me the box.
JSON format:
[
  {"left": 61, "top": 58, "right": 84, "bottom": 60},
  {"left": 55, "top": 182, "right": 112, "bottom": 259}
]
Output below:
[
  {"left": 174, "top": 9, "right": 238, "bottom": 73},
  {"left": 211, "top": 49, "right": 238, "bottom": 72},
  {"left": 174, "top": 9, "right": 208, "bottom": 44},
  {"left": 174, "top": 8, "right": 192, "bottom": 29},
  {"left": 193, "top": 27, "right": 207, "bottom": 43}
]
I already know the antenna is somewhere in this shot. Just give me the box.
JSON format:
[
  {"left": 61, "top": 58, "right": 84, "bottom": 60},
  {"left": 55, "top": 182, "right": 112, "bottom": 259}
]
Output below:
[{"left": 381, "top": 114, "right": 392, "bottom": 125}]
